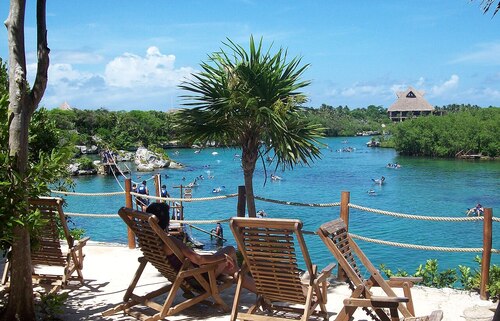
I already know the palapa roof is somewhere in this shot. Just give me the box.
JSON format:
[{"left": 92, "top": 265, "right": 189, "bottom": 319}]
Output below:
[
  {"left": 59, "top": 101, "right": 73, "bottom": 110},
  {"left": 387, "top": 87, "right": 434, "bottom": 112}
]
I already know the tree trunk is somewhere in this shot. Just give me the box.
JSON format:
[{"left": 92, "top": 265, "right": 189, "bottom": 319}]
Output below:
[
  {"left": 241, "top": 140, "right": 258, "bottom": 217},
  {"left": 2, "top": 0, "right": 49, "bottom": 320}
]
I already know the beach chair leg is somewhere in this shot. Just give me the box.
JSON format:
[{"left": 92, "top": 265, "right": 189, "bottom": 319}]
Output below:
[
  {"left": 402, "top": 282, "right": 415, "bottom": 315},
  {"left": 124, "top": 257, "right": 148, "bottom": 301},
  {"left": 335, "top": 306, "right": 355, "bottom": 321},
  {"left": 230, "top": 274, "right": 244, "bottom": 321}
]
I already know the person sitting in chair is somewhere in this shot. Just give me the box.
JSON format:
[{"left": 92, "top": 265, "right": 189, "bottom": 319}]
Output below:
[{"left": 145, "top": 203, "right": 256, "bottom": 293}]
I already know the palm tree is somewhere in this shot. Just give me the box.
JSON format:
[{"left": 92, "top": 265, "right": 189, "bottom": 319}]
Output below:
[
  {"left": 176, "top": 36, "right": 324, "bottom": 217},
  {"left": 481, "top": 0, "right": 499, "bottom": 16}
]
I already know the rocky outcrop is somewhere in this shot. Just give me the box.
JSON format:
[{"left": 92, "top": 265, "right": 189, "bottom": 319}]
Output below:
[
  {"left": 68, "top": 163, "right": 97, "bottom": 176},
  {"left": 134, "top": 147, "right": 170, "bottom": 172},
  {"left": 75, "top": 145, "right": 99, "bottom": 155}
]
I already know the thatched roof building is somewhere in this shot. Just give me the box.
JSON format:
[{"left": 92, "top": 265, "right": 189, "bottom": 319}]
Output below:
[{"left": 387, "top": 87, "right": 434, "bottom": 122}]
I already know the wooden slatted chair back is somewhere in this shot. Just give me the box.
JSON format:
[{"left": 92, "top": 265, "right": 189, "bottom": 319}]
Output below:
[
  {"left": 230, "top": 217, "right": 314, "bottom": 305},
  {"left": 318, "top": 218, "right": 367, "bottom": 285},
  {"left": 30, "top": 197, "right": 71, "bottom": 267},
  {"left": 118, "top": 207, "right": 198, "bottom": 293}
]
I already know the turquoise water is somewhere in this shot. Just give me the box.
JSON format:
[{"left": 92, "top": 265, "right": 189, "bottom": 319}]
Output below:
[{"left": 62, "top": 136, "right": 500, "bottom": 273}]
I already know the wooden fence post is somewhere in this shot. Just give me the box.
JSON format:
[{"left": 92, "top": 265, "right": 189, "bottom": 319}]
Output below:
[
  {"left": 154, "top": 174, "right": 161, "bottom": 203},
  {"left": 125, "top": 178, "right": 136, "bottom": 249},
  {"left": 340, "top": 191, "right": 350, "bottom": 228},
  {"left": 480, "top": 208, "right": 493, "bottom": 300},
  {"left": 237, "top": 186, "right": 246, "bottom": 217},
  {"left": 338, "top": 191, "right": 351, "bottom": 281}
]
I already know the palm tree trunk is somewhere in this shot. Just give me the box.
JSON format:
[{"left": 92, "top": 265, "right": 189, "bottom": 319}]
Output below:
[{"left": 241, "top": 142, "right": 258, "bottom": 217}]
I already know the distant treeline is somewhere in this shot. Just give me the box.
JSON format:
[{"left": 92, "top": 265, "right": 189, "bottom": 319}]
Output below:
[
  {"left": 46, "top": 104, "right": 499, "bottom": 158},
  {"left": 47, "top": 104, "right": 390, "bottom": 149},
  {"left": 302, "top": 104, "right": 390, "bottom": 136}
]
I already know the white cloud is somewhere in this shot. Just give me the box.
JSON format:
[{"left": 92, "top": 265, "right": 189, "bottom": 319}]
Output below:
[
  {"left": 451, "top": 42, "right": 500, "bottom": 65},
  {"left": 390, "top": 84, "right": 407, "bottom": 94},
  {"left": 340, "top": 84, "right": 385, "bottom": 97},
  {"left": 34, "top": 46, "right": 198, "bottom": 109},
  {"left": 416, "top": 77, "right": 425, "bottom": 88},
  {"left": 430, "top": 74, "right": 459, "bottom": 96},
  {"left": 104, "top": 46, "right": 195, "bottom": 88},
  {"left": 51, "top": 51, "right": 104, "bottom": 65}
]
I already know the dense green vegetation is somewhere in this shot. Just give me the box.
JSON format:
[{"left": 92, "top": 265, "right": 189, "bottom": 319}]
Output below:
[
  {"left": 46, "top": 103, "right": 499, "bottom": 159},
  {"left": 48, "top": 108, "right": 176, "bottom": 151},
  {"left": 302, "top": 104, "right": 389, "bottom": 136},
  {"left": 391, "top": 107, "right": 499, "bottom": 157},
  {"left": 47, "top": 104, "right": 389, "bottom": 150}
]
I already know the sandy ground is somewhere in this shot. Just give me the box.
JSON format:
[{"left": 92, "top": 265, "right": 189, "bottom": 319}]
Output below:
[{"left": 2, "top": 242, "right": 497, "bottom": 321}]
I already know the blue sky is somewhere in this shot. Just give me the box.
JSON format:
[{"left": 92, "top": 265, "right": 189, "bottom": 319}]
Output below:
[{"left": 0, "top": 1, "right": 499, "bottom": 111}]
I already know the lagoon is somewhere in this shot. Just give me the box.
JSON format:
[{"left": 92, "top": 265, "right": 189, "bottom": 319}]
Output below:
[{"left": 62, "top": 136, "right": 500, "bottom": 273}]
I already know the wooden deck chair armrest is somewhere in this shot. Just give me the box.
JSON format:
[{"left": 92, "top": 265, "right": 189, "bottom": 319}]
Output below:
[
  {"left": 314, "top": 263, "right": 336, "bottom": 284},
  {"left": 370, "top": 295, "right": 409, "bottom": 305},
  {"left": 344, "top": 297, "right": 404, "bottom": 309},
  {"left": 73, "top": 237, "right": 90, "bottom": 249},
  {"left": 179, "top": 263, "right": 221, "bottom": 278},
  {"left": 388, "top": 276, "right": 422, "bottom": 287},
  {"left": 345, "top": 296, "right": 409, "bottom": 309}
]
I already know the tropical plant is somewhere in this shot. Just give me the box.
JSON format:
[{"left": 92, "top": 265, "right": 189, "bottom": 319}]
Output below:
[
  {"left": 176, "top": 36, "right": 324, "bottom": 216},
  {"left": 381, "top": 257, "right": 500, "bottom": 299}
]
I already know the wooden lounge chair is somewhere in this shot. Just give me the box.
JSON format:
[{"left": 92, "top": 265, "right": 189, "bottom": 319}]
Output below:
[
  {"left": 1, "top": 197, "right": 89, "bottom": 293},
  {"left": 229, "top": 217, "right": 335, "bottom": 321},
  {"left": 103, "top": 207, "right": 233, "bottom": 321},
  {"left": 318, "top": 218, "right": 443, "bottom": 321}
]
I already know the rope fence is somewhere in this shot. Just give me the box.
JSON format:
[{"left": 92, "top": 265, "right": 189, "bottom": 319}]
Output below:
[
  {"left": 130, "top": 191, "right": 238, "bottom": 202},
  {"left": 255, "top": 195, "right": 340, "bottom": 207},
  {"left": 348, "top": 203, "right": 494, "bottom": 222},
  {"left": 349, "top": 233, "right": 500, "bottom": 254},
  {"left": 51, "top": 190, "right": 125, "bottom": 197},
  {"left": 55, "top": 184, "right": 497, "bottom": 300}
]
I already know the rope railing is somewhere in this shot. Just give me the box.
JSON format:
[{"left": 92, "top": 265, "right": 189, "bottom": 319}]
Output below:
[
  {"left": 51, "top": 190, "right": 125, "bottom": 197},
  {"left": 64, "top": 211, "right": 229, "bottom": 224},
  {"left": 348, "top": 203, "right": 491, "bottom": 222},
  {"left": 130, "top": 192, "right": 238, "bottom": 202},
  {"left": 349, "top": 233, "right": 500, "bottom": 254},
  {"left": 255, "top": 195, "right": 340, "bottom": 207}
]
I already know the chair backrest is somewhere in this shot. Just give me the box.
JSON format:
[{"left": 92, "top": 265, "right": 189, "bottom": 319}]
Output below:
[
  {"left": 229, "top": 217, "right": 314, "bottom": 305},
  {"left": 118, "top": 207, "right": 198, "bottom": 293},
  {"left": 317, "top": 218, "right": 367, "bottom": 286},
  {"left": 29, "top": 197, "right": 72, "bottom": 267}
]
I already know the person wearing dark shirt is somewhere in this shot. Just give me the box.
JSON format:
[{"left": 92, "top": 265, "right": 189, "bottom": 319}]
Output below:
[{"left": 145, "top": 203, "right": 256, "bottom": 293}]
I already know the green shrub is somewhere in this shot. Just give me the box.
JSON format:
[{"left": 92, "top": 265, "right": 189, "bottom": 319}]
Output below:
[
  {"left": 77, "top": 156, "right": 95, "bottom": 170},
  {"left": 381, "top": 257, "right": 500, "bottom": 299},
  {"left": 36, "top": 291, "right": 68, "bottom": 321}
]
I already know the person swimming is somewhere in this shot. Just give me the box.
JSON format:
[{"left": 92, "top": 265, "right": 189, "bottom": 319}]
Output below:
[{"left": 371, "top": 176, "right": 385, "bottom": 185}]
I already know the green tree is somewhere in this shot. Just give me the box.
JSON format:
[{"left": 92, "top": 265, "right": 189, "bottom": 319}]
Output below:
[
  {"left": 1, "top": 0, "right": 51, "bottom": 319},
  {"left": 177, "top": 36, "right": 323, "bottom": 217}
]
